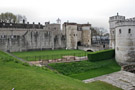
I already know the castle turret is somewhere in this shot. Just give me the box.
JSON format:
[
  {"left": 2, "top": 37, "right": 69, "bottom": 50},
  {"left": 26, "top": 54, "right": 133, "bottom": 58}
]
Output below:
[
  {"left": 81, "top": 24, "right": 91, "bottom": 47},
  {"left": 109, "top": 13, "right": 125, "bottom": 49},
  {"left": 63, "top": 22, "right": 78, "bottom": 49},
  {"left": 115, "top": 18, "right": 135, "bottom": 65}
]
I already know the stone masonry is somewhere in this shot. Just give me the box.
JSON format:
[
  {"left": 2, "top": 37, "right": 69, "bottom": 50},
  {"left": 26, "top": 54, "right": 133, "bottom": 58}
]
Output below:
[
  {"left": 83, "top": 71, "right": 135, "bottom": 90},
  {"left": 0, "top": 20, "right": 91, "bottom": 52}
]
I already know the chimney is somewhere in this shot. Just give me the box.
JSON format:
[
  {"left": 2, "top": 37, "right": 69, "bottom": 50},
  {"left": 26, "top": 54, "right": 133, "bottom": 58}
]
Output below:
[
  {"left": 33, "top": 22, "right": 35, "bottom": 28},
  {"left": 38, "top": 22, "right": 40, "bottom": 28},
  {"left": 26, "top": 22, "right": 29, "bottom": 29},
  {"left": 23, "top": 19, "right": 25, "bottom": 24}
]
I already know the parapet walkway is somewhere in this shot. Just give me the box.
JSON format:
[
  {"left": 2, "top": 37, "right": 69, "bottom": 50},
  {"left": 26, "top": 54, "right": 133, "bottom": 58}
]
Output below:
[{"left": 83, "top": 71, "right": 135, "bottom": 90}]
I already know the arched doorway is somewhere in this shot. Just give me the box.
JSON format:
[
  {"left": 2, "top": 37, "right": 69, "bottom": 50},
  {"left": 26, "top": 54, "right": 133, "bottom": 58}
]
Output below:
[{"left": 77, "top": 41, "right": 81, "bottom": 46}]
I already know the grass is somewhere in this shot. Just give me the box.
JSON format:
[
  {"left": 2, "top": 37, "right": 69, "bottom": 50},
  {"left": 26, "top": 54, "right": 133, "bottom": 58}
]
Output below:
[
  {"left": 48, "top": 59, "right": 121, "bottom": 80},
  {"left": 0, "top": 51, "right": 122, "bottom": 90},
  {"left": 12, "top": 49, "right": 86, "bottom": 61}
]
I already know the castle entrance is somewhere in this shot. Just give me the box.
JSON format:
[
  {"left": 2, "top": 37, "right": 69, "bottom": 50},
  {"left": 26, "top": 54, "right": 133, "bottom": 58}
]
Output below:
[{"left": 77, "top": 41, "right": 81, "bottom": 46}]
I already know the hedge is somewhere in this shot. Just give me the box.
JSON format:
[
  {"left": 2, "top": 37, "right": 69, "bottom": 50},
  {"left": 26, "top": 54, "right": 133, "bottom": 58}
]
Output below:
[{"left": 87, "top": 49, "right": 115, "bottom": 62}]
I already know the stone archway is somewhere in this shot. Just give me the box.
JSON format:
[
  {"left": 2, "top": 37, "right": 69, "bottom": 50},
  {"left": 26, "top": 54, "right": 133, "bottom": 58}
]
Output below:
[
  {"left": 77, "top": 41, "right": 81, "bottom": 46},
  {"left": 87, "top": 50, "right": 93, "bottom": 52}
]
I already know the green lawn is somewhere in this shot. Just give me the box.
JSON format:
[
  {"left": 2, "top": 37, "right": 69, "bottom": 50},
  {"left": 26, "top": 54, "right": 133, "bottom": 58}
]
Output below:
[
  {"left": 12, "top": 49, "right": 86, "bottom": 61},
  {"left": 0, "top": 51, "right": 122, "bottom": 90},
  {"left": 48, "top": 59, "right": 121, "bottom": 80}
]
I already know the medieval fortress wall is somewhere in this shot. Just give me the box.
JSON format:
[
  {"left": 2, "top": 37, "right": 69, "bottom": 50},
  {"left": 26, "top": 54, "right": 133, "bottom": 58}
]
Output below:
[
  {"left": 62, "top": 23, "right": 91, "bottom": 49},
  {"left": 81, "top": 25, "right": 91, "bottom": 46},
  {"left": 109, "top": 14, "right": 135, "bottom": 65},
  {"left": 0, "top": 28, "right": 65, "bottom": 52},
  {"left": 0, "top": 21, "right": 91, "bottom": 52}
]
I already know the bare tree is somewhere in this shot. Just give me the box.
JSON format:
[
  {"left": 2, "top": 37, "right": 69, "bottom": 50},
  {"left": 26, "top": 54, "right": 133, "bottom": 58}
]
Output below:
[{"left": 16, "top": 14, "right": 27, "bottom": 23}]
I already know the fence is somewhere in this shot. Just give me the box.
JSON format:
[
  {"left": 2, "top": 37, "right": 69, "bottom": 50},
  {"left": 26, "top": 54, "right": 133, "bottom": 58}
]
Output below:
[{"left": 20, "top": 52, "right": 88, "bottom": 64}]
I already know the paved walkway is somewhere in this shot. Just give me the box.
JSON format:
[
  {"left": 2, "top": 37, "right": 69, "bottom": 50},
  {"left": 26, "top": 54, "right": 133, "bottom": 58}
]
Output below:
[{"left": 83, "top": 71, "right": 135, "bottom": 90}]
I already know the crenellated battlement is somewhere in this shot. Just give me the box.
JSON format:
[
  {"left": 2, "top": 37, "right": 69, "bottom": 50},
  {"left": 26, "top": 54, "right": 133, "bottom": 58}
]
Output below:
[
  {"left": 109, "top": 13, "right": 125, "bottom": 22},
  {"left": 115, "top": 18, "right": 135, "bottom": 27}
]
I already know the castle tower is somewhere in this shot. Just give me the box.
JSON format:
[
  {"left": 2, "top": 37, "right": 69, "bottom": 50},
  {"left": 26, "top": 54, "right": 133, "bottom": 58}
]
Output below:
[
  {"left": 115, "top": 18, "right": 135, "bottom": 65},
  {"left": 81, "top": 24, "right": 91, "bottom": 46},
  {"left": 63, "top": 22, "right": 78, "bottom": 49},
  {"left": 109, "top": 13, "right": 125, "bottom": 49}
]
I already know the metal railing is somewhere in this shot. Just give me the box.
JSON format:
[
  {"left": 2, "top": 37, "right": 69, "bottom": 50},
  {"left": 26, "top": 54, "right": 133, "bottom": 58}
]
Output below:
[{"left": 20, "top": 52, "right": 88, "bottom": 62}]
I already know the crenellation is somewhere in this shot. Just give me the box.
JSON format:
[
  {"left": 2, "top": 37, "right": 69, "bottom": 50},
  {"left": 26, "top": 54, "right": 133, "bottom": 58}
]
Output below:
[{"left": 0, "top": 21, "right": 92, "bottom": 52}]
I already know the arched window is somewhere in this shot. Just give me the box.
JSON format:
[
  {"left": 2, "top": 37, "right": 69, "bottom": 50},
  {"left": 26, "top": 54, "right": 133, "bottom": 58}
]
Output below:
[
  {"left": 128, "top": 28, "right": 131, "bottom": 33},
  {"left": 119, "top": 29, "right": 121, "bottom": 34}
]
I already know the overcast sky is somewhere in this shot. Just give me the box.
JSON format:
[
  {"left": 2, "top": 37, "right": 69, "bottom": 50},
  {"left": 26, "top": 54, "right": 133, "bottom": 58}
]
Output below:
[{"left": 0, "top": 0, "right": 135, "bottom": 31}]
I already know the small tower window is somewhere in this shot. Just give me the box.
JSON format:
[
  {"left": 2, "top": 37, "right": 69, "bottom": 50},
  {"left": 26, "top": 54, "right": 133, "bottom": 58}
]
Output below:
[
  {"left": 10, "top": 23, "right": 12, "bottom": 26},
  {"left": 119, "top": 29, "right": 121, "bottom": 34},
  {"left": 128, "top": 28, "right": 131, "bottom": 33}
]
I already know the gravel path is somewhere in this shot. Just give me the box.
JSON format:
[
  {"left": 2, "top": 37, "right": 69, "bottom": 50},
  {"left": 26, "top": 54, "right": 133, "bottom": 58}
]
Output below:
[{"left": 83, "top": 71, "right": 135, "bottom": 90}]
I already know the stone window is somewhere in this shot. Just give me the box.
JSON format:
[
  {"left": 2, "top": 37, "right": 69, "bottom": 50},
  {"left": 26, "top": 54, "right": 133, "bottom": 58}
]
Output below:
[
  {"left": 54, "top": 27, "right": 56, "bottom": 30},
  {"left": 128, "top": 28, "right": 131, "bottom": 33},
  {"left": 11, "top": 35, "right": 14, "bottom": 38},
  {"left": 119, "top": 29, "right": 121, "bottom": 34},
  {"left": 17, "top": 35, "right": 20, "bottom": 38},
  {"left": 14, "top": 35, "right": 17, "bottom": 38},
  {"left": 2, "top": 35, "right": 6, "bottom": 38}
]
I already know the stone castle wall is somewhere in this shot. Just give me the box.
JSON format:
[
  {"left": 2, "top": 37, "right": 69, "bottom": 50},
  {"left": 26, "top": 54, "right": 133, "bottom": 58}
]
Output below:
[
  {"left": 115, "top": 22, "right": 135, "bottom": 65},
  {"left": 0, "top": 28, "right": 65, "bottom": 52},
  {"left": 65, "top": 24, "right": 78, "bottom": 49},
  {"left": 109, "top": 14, "right": 135, "bottom": 65},
  {"left": 82, "top": 26, "right": 91, "bottom": 46},
  {"left": 0, "top": 22, "right": 91, "bottom": 52}
]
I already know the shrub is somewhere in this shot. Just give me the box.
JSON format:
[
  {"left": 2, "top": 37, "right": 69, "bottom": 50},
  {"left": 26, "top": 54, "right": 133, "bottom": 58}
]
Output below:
[
  {"left": 87, "top": 49, "right": 115, "bottom": 62},
  {"left": 14, "top": 59, "right": 20, "bottom": 63},
  {"left": 22, "top": 62, "right": 30, "bottom": 66}
]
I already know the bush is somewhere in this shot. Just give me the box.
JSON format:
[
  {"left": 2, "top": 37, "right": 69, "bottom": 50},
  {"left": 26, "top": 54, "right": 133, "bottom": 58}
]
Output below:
[
  {"left": 22, "top": 62, "right": 30, "bottom": 66},
  {"left": 88, "top": 49, "right": 115, "bottom": 62}
]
